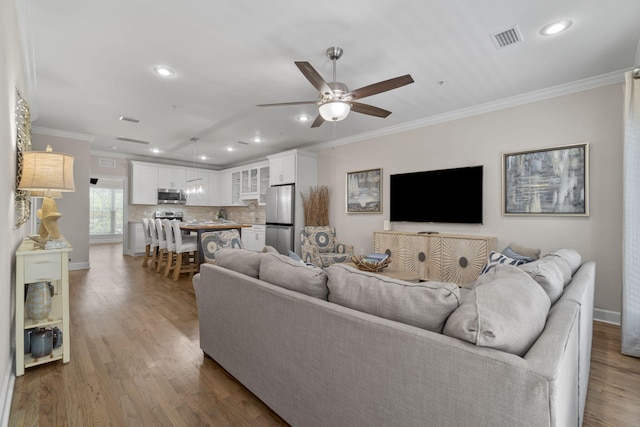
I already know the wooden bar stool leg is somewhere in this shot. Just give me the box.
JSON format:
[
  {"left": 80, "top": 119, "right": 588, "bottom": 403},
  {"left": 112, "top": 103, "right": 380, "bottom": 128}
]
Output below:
[
  {"left": 142, "top": 244, "right": 151, "bottom": 267},
  {"left": 164, "top": 251, "right": 175, "bottom": 278},
  {"left": 173, "top": 252, "right": 184, "bottom": 282}
]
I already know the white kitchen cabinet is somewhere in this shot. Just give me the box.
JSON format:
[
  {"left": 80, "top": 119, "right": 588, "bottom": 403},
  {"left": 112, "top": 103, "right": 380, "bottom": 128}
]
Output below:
[
  {"left": 217, "top": 171, "right": 233, "bottom": 206},
  {"left": 207, "top": 172, "right": 219, "bottom": 206},
  {"left": 269, "top": 153, "right": 296, "bottom": 186},
  {"left": 157, "top": 166, "right": 186, "bottom": 190},
  {"left": 130, "top": 161, "right": 159, "bottom": 205},
  {"left": 242, "top": 225, "right": 266, "bottom": 252},
  {"left": 128, "top": 221, "right": 146, "bottom": 255},
  {"left": 231, "top": 171, "right": 242, "bottom": 205},
  {"left": 259, "top": 165, "right": 270, "bottom": 205}
]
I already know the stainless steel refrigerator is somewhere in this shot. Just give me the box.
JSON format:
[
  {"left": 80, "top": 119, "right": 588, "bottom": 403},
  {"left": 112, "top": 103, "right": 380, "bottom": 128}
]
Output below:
[{"left": 265, "top": 184, "right": 294, "bottom": 255}]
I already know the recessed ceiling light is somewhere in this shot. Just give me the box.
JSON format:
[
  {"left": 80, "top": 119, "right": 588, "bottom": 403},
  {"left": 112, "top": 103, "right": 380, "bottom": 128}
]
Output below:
[
  {"left": 297, "top": 115, "right": 311, "bottom": 122},
  {"left": 252, "top": 136, "right": 262, "bottom": 143},
  {"left": 119, "top": 116, "right": 140, "bottom": 123},
  {"left": 199, "top": 155, "right": 207, "bottom": 160},
  {"left": 151, "top": 148, "right": 160, "bottom": 154},
  {"left": 226, "top": 147, "right": 234, "bottom": 152},
  {"left": 540, "top": 19, "right": 573, "bottom": 36},
  {"left": 153, "top": 66, "right": 175, "bottom": 77}
]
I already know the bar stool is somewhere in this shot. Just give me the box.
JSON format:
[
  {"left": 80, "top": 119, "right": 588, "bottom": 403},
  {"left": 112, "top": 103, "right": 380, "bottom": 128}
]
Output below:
[
  {"left": 148, "top": 219, "right": 160, "bottom": 269},
  {"left": 171, "top": 219, "right": 198, "bottom": 282},
  {"left": 155, "top": 218, "right": 169, "bottom": 273},
  {"left": 141, "top": 218, "right": 153, "bottom": 267},
  {"left": 162, "top": 218, "right": 177, "bottom": 278}
]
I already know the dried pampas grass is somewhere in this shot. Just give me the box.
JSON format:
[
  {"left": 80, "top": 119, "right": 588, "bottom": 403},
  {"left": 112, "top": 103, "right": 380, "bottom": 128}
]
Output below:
[{"left": 302, "top": 186, "right": 329, "bottom": 226}]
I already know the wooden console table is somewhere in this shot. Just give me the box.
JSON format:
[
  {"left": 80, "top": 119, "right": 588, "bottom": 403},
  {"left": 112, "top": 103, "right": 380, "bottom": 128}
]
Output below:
[{"left": 374, "top": 231, "right": 496, "bottom": 286}]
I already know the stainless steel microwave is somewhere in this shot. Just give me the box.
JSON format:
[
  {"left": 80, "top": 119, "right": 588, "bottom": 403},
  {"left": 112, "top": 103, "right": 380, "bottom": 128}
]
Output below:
[{"left": 157, "top": 188, "right": 186, "bottom": 204}]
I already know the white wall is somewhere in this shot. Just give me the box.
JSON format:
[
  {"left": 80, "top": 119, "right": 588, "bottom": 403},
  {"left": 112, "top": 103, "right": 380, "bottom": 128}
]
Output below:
[
  {"left": 32, "top": 133, "right": 91, "bottom": 269},
  {"left": 1, "top": 0, "right": 29, "bottom": 423},
  {"left": 316, "top": 83, "right": 623, "bottom": 315}
]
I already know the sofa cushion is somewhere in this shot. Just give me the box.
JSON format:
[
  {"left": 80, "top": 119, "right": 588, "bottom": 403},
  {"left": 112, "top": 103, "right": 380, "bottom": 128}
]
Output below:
[
  {"left": 480, "top": 251, "right": 526, "bottom": 275},
  {"left": 326, "top": 264, "right": 461, "bottom": 333},
  {"left": 215, "top": 248, "right": 262, "bottom": 279},
  {"left": 552, "top": 248, "right": 582, "bottom": 276},
  {"left": 518, "top": 253, "right": 572, "bottom": 303},
  {"left": 443, "top": 264, "right": 550, "bottom": 356},
  {"left": 259, "top": 253, "right": 328, "bottom": 300}
]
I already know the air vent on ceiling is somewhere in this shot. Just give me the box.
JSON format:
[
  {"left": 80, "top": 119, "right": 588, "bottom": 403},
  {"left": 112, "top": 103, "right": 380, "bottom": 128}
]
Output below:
[
  {"left": 237, "top": 141, "right": 249, "bottom": 145},
  {"left": 115, "top": 136, "right": 151, "bottom": 145},
  {"left": 491, "top": 26, "right": 523, "bottom": 48},
  {"left": 99, "top": 158, "right": 116, "bottom": 168}
]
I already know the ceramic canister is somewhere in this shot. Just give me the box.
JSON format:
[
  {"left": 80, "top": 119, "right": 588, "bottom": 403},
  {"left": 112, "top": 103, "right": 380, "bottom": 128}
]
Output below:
[
  {"left": 30, "top": 328, "right": 53, "bottom": 358},
  {"left": 25, "top": 282, "right": 52, "bottom": 320}
]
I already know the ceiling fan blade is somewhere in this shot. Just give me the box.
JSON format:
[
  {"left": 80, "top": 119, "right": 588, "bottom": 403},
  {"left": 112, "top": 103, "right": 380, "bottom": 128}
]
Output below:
[
  {"left": 349, "top": 74, "right": 414, "bottom": 100},
  {"left": 310, "top": 114, "right": 325, "bottom": 128},
  {"left": 257, "top": 101, "right": 317, "bottom": 107},
  {"left": 295, "top": 61, "right": 334, "bottom": 96},
  {"left": 351, "top": 102, "right": 392, "bottom": 118}
]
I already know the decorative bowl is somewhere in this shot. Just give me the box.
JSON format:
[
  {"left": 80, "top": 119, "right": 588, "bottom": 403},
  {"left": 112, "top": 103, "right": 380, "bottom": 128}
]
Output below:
[{"left": 350, "top": 255, "right": 391, "bottom": 272}]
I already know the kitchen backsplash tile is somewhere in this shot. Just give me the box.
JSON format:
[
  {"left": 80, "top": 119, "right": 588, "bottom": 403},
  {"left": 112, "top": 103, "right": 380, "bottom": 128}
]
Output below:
[{"left": 129, "top": 202, "right": 265, "bottom": 224}]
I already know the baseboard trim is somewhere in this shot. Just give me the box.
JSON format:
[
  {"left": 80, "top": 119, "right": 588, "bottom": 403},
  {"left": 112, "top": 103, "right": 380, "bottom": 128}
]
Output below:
[
  {"left": 594, "top": 308, "right": 621, "bottom": 325},
  {"left": 70, "top": 261, "right": 90, "bottom": 271},
  {"left": 1, "top": 355, "right": 15, "bottom": 427}
]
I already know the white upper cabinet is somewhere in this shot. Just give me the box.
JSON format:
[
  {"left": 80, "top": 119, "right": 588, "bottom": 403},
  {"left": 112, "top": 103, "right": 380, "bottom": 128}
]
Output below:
[
  {"left": 217, "top": 171, "right": 233, "bottom": 206},
  {"left": 157, "top": 166, "right": 186, "bottom": 190},
  {"left": 207, "top": 172, "right": 219, "bottom": 206},
  {"left": 269, "top": 153, "right": 296, "bottom": 186},
  {"left": 130, "top": 161, "right": 159, "bottom": 205}
]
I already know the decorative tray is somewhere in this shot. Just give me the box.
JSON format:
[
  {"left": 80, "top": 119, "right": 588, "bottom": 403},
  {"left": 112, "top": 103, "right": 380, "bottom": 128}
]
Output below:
[{"left": 350, "top": 255, "right": 392, "bottom": 272}]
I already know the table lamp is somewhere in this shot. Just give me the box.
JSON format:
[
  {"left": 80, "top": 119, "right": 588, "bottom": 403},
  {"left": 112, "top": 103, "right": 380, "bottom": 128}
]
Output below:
[{"left": 18, "top": 145, "right": 75, "bottom": 244}]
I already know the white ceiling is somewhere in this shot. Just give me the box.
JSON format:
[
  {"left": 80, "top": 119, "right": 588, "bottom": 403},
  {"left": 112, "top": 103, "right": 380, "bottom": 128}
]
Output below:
[{"left": 26, "top": 0, "right": 640, "bottom": 169}]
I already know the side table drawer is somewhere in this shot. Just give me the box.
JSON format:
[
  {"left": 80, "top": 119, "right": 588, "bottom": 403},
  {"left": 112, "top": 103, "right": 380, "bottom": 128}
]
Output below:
[{"left": 24, "top": 253, "right": 62, "bottom": 282}]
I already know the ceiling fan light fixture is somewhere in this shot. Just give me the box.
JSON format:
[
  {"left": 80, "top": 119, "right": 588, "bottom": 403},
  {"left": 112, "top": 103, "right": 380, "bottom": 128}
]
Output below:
[{"left": 319, "top": 101, "right": 351, "bottom": 122}]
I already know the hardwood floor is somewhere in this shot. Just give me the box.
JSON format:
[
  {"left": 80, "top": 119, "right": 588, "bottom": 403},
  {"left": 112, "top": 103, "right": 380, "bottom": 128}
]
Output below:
[{"left": 9, "top": 243, "right": 640, "bottom": 426}]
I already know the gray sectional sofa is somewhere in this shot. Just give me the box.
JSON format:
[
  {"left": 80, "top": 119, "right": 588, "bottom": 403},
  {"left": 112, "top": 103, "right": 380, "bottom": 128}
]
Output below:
[{"left": 193, "top": 248, "right": 595, "bottom": 427}]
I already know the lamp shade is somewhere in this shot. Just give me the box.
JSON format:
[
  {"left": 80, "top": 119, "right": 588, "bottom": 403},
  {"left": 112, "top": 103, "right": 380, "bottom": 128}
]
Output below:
[
  {"left": 319, "top": 101, "right": 351, "bottom": 122},
  {"left": 18, "top": 145, "right": 75, "bottom": 193}
]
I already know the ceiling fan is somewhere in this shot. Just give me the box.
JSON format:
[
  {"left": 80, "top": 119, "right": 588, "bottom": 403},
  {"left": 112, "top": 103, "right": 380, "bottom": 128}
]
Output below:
[{"left": 257, "top": 47, "right": 414, "bottom": 128}]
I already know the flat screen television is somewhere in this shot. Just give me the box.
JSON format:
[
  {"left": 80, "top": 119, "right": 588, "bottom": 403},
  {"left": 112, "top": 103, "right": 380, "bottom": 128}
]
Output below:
[{"left": 390, "top": 165, "right": 483, "bottom": 224}]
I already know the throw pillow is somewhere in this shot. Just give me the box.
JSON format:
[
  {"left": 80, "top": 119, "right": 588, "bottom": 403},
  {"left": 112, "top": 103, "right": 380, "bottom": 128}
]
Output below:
[
  {"left": 518, "top": 254, "right": 572, "bottom": 304},
  {"left": 480, "top": 251, "right": 526, "bottom": 275},
  {"left": 505, "top": 242, "right": 541, "bottom": 260},
  {"left": 215, "top": 249, "right": 262, "bottom": 279},
  {"left": 443, "top": 264, "right": 550, "bottom": 356},
  {"left": 288, "top": 250, "right": 302, "bottom": 262},
  {"left": 259, "top": 253, "right": 328, "bottom": 300},
  {"left": 501, "top": 247, "right": 536, "bottom": 263},
  {"left": 326, "top": 264, "right": 461, "bottom": 333}
]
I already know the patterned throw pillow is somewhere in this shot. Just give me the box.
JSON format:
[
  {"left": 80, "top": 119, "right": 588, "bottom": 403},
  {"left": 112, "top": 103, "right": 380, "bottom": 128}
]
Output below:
[
  {"left": 480, "top": 251, "right": 526, "bottom": 275},
  {"left": 201, "top": 230, "right": 242, "bottom": 263}
]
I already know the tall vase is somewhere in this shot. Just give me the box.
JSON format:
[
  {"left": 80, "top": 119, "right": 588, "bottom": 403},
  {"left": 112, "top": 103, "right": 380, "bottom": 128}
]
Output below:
[{"left": 25, "top": 282, "right": 52, "bottom": 320}]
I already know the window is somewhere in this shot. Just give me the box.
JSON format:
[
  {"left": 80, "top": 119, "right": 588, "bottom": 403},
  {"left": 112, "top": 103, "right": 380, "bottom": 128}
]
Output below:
[{"left": 90, "top": 187, "right": 123, "bottom": 235}]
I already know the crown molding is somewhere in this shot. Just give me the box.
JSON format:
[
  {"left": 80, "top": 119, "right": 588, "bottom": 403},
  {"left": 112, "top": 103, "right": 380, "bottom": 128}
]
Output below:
[
  {"left": 307, "top": 69, "right": 626, "bottom": 152},
  {"left": 32, "top": 126, "right": 95, "bottom": 142}
]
